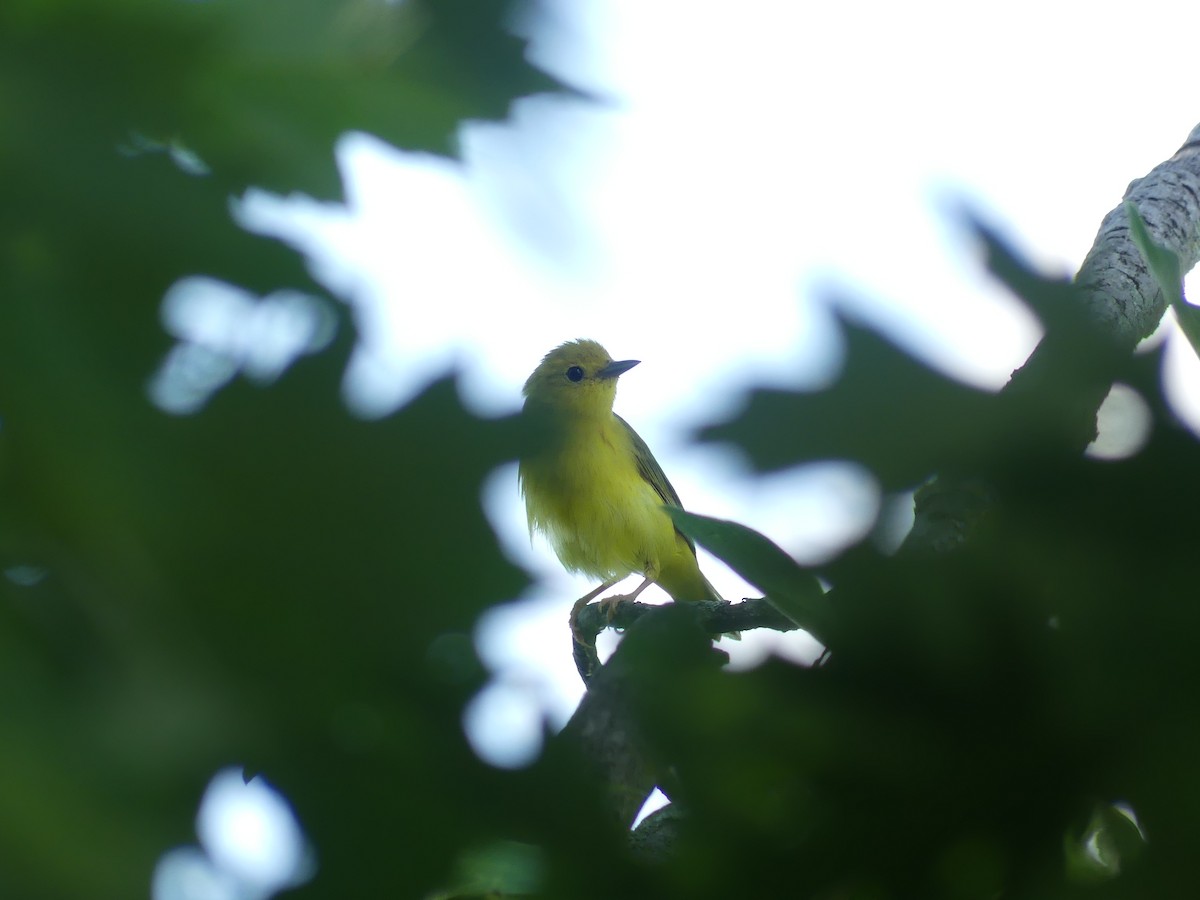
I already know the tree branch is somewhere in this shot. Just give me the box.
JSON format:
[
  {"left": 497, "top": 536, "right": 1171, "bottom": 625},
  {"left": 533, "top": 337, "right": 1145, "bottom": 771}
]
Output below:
[
  {"left": 910, "top": 123, "right": 1200, "bottom": 555},
  {"left": 553, "top": 605, "right": 732, "bottom": 830},
  {"left": 1076, "top": 124, "right": 1200, "bottom": 344},
  {"left": 554, "top": 644, "right": 661, "bottom": 829},
  {"left": 571, "top": 597, "right": 796, "bottom": 686}
]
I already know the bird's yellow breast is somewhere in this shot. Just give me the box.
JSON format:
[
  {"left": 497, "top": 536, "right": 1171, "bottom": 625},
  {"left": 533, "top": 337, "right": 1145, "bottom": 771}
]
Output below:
[{"left": 520, "top": 415, "right": 679, "bottom": 582}]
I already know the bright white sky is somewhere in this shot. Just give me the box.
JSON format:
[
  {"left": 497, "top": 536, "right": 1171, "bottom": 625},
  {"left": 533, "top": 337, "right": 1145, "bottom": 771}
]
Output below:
[{"left": 237, "top": 0, "right": 1200, "bottom": 767}]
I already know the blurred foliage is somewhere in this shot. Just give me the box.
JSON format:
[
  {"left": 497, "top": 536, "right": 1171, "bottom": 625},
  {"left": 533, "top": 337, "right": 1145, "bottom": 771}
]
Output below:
[
  {"left": 663, "top": 228, "right": 1196, "bottom": 897},
  {"left": 0, "top": 1, "right": 606, "bottom": 897},
  {"left": 1, "top": 1, "right": 1197, "bottom": 899}
]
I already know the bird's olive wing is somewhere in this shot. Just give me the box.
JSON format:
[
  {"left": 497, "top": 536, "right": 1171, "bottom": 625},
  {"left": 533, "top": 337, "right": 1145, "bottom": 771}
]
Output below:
[{"left": 615, "top": 414, "right": 697, "bottom": 554}]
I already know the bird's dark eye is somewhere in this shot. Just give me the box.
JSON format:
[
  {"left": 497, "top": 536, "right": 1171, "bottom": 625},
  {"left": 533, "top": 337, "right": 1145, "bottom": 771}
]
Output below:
[{"left": 566, "top": 366, "right": 584, "bottom": 383}]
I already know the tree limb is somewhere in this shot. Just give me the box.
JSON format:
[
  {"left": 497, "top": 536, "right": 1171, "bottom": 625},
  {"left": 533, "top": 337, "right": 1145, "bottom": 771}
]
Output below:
[
  {"left": 553, "top": 605, "right": 731, "bottom": 830},
  {"left": 910, "top": 123, "right": 1200, "bottom": 554},
  {"left": 571, "top": 597, "right": 795, "bottom": 686},
  {"left": 1076, "top": 124, "right": 1200, "bottom": 344}
]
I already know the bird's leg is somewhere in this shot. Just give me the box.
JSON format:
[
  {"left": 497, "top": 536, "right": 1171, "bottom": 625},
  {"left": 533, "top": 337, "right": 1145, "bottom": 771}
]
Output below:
[
  {"left": 595, "top": 576, "right": 652, "bottom": 621},
  {"left": 570, "top": 577, "right": 620, "bottom": 643}
]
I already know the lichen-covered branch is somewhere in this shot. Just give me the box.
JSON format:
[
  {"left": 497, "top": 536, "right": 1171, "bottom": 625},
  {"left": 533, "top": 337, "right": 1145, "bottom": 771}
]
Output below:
[
  {"left": 1075, "top": 124, "right": 1200, "bottom": 345},
  {"left": 910, "top": 124, "right": 1200, "bottom": 555}
]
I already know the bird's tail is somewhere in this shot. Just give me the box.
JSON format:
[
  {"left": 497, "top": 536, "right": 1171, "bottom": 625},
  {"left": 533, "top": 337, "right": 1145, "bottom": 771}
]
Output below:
[{"left": 657, "top": 556, "right": 740, "bottom": 641}]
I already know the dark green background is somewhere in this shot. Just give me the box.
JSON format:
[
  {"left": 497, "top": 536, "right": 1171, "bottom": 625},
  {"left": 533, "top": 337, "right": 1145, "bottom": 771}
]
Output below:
[{"left": 1, "top": 2, "right": 1195, "bottom": 897}]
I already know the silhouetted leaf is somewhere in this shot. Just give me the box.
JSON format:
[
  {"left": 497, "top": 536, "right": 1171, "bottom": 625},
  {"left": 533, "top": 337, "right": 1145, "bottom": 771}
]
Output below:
[
  {"left": 1127, "top": 201, "right": 1200, "bottom": 362},
  {"left": 666, "top": 509, "right": 829, "bottom": 642},
  {"left": 699, "top": 311, "right": 1016, "bottom": 489},
  {"left": 966, "top": 212, "right": 1089, "bottom": 335}
]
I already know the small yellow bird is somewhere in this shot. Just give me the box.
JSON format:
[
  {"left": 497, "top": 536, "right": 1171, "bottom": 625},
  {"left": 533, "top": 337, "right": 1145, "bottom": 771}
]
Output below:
[{"left": 519, "top": 339, "right": 723, "bottom": 637}]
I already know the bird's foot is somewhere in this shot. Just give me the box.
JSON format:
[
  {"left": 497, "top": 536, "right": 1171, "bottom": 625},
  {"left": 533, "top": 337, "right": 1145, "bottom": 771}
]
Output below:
[
  {"left": 570, "top": 592, "right": 630, "bottom": 645},
  {"left": 595, "top": 592, "right": 627, "bottom": 622}
]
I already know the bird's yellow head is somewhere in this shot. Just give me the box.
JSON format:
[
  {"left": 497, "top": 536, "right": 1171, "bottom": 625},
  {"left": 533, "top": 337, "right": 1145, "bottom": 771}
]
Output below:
[{"left": 522, "top": 339, "right": 640, "bottom": 417}]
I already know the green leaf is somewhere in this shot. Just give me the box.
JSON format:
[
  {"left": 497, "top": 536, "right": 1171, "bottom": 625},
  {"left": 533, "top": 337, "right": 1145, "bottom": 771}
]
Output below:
[
  {"left": 698, "top": 311, "right": 1017, "bottom": 490},
  {"left": 1126, "top": 201, "right": 1200, "bottom": 360},
  {"left": 966, "top": 212, "right": 1089, "bottom": 335},
  {"left": 1126, "top": 201, "right": 1184, "bottom": 305},
  {"left": 0, "top": 0, "right": 573, "bottom": 200},
  {"left": 700, "top": 216, "right": 1131, "bottom": 492},
  {"left": 666, "top": 509, "right": 830, "bottom": 643}
]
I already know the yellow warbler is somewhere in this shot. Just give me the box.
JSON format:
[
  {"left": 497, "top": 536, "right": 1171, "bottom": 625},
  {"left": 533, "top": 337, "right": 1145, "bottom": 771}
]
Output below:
[{"left": 519, "top": 339, "right": 723, "bottom": 635}]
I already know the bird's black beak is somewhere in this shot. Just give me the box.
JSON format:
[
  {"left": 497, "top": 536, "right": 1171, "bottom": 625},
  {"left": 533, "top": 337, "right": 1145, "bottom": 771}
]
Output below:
[{"left": 598, "top": 359, "right": 640, "bottom": 379}]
